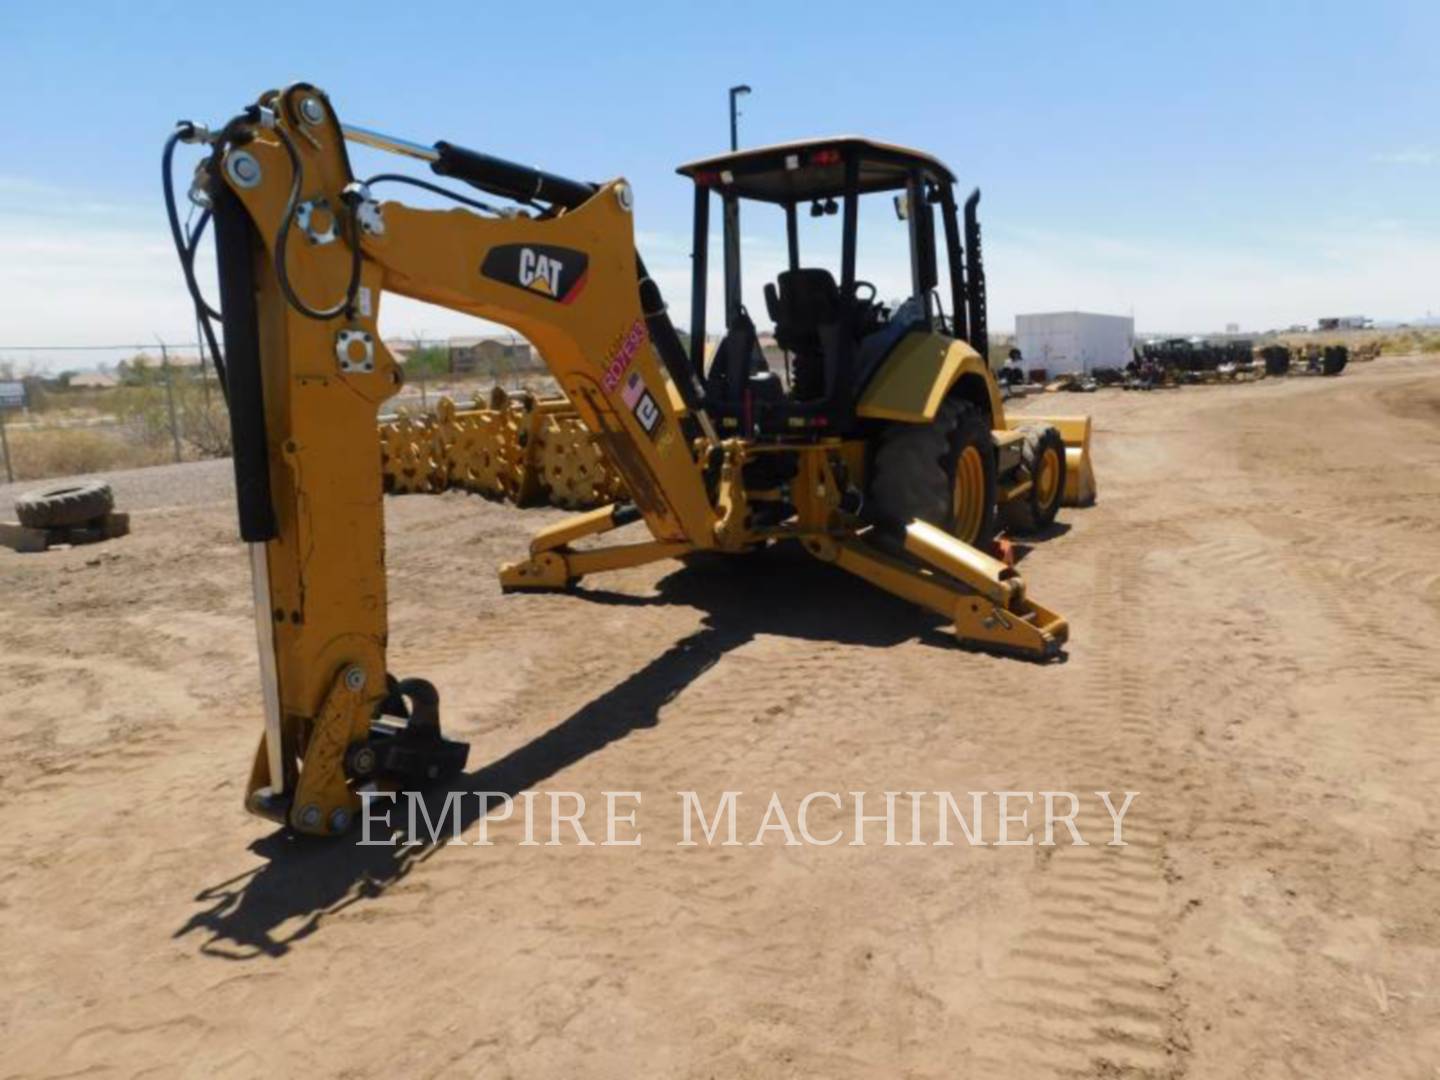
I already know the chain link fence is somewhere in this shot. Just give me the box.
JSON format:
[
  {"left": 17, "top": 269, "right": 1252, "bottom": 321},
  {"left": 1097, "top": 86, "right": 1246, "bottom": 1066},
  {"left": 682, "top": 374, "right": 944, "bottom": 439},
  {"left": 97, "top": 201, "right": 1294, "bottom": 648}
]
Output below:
[{"left": 0, "top": 335, "right": 550, "bottom": 485}]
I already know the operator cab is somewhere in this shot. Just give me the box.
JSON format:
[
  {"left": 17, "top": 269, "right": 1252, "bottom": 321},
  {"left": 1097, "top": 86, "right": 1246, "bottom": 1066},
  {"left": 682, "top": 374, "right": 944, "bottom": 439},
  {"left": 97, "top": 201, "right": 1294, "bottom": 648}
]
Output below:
[{"left": 676, "top": 137, "right": 988, "bottom": 437}]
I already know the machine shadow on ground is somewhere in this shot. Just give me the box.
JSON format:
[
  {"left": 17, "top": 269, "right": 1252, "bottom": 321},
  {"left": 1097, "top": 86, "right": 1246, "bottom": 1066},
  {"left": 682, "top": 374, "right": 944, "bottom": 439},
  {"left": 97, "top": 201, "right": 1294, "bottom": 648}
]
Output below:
[
  {"left": 175, "top": 541, "right": 1040, "bottom": 958},
  {"left": 1007, "top": 521, "right": 1072, "bottom": 565}
]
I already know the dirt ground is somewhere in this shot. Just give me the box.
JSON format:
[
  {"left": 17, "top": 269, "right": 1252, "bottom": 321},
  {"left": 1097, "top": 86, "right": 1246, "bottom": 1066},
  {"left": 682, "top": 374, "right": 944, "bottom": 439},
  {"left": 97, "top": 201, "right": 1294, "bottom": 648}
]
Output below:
[{"left": 2, "top": 355, "right": 1438, "bottom": 1078}]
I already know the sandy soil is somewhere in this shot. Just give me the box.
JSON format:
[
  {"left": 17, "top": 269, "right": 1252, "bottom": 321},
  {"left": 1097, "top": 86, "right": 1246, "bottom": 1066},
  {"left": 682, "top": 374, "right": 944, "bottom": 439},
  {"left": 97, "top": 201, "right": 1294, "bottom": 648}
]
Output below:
[{"left": 2, "top": 355, "right": 1438, "bottom": 1078}]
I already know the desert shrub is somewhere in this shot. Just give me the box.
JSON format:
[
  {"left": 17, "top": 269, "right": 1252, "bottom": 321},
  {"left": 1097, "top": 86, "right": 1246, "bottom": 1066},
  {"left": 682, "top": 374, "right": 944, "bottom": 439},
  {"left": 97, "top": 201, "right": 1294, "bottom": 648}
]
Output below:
[
  {"left": 4, "top": 427, "right": 169, "bottom": 482},
  {"left": 113, "top": 377, "right": 230, "bottom": 458}
]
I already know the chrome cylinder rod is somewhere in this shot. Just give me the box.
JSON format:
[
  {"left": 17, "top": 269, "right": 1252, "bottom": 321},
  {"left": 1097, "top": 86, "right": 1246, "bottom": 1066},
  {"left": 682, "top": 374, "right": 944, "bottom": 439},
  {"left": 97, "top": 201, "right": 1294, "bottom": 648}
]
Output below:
[
  {"left": 341, "top": 123, "right": 439, "bottom": 163},
  {"left": 249, "top": 542, "right": 286, "bottom": 796}
]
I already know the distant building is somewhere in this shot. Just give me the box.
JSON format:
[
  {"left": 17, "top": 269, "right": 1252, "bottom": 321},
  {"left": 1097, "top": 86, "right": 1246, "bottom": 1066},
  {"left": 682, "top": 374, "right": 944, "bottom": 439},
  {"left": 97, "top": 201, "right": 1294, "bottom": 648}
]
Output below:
[
  {"left": 449, "top": 336, "right": 536, "bottom": 375},
  {"left": 1015, "top": 312, "right": 1135, "bottom": 376},
  {"left": 70, "top": 371, "right": 119, "bottom": 389},
  {"left": 1225, "top": 323, "right": 1240, "bottom": 335},
  {"left": 131, "top": 352, "right": 204, "bottom": 369},
  {"left": 1317, "top": 316, "right": 1372, "bottom": 331}
]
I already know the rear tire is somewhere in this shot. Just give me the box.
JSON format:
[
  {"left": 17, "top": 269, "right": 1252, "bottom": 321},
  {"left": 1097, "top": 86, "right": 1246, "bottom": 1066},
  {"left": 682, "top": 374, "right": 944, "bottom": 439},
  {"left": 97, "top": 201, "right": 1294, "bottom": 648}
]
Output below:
[
  {"left": 14, "top": 480, "right": 114, "bottom": 529},
  {"left": 869, "top": 398, "right": 997, "bottom": 549},
  {"left": 1000, "top": 425, "right": 1067, "bottom": 535}
]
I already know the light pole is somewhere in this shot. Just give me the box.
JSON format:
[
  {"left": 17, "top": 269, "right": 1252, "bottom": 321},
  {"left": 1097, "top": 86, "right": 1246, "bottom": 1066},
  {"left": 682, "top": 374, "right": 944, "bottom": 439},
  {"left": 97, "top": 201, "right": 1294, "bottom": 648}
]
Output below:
[
  {"left": 724, "top": 85, "right": 751, "bottom": 328},
  {"left": 729, "top": 84, "right": 751, "bottom": 151}
]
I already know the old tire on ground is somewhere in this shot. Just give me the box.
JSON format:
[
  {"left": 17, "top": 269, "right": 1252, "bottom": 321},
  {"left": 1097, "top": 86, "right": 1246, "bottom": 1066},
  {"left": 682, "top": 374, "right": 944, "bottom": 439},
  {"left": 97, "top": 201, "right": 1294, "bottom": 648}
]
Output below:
[
  {"left": 1320, "top": 346, "right": 1348, "bottom": 377},
  {"left": 14, "top": 480, "right": 114, "bottom": 529},
  {"left": 1000, "top": 425, "right": 1067, "bottom": 535},
  {"left": 869, "top": 397, "right": 997, "bottom": 549}
]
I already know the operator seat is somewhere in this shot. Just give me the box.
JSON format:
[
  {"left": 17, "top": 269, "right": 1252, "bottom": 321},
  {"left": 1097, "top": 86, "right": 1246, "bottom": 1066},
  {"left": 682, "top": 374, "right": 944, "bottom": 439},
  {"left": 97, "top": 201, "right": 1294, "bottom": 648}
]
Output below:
[{"left": 765, "top": 268, "right": 843, "bottom": 401}]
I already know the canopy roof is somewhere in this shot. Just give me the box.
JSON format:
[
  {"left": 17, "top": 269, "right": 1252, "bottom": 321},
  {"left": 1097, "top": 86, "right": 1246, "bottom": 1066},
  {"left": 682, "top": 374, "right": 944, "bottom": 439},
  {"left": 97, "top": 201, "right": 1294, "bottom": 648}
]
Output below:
[{"left": 676, "top": 137, "right": 956, "bottom": 204}]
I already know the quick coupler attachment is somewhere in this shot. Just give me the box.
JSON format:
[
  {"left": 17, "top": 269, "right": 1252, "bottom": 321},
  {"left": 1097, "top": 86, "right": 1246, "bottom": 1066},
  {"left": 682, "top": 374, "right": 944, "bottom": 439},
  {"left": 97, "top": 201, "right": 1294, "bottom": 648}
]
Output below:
[
  {"left": 361, "top": 676, "right": 471, "bottom": 787},
  {"left": 245, "top": 671, "right": 469, "bottom": 837}
]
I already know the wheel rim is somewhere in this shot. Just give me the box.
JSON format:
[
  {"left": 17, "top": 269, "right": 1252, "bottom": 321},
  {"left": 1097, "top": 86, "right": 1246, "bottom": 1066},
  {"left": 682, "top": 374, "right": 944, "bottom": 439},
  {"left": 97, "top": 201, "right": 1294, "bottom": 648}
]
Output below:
[
  {"left": 951, "top": 445, "right": 986, "bottom": 543},
  {"left": 1036, "top": 447, "right": 1060, "bottom": 509}
]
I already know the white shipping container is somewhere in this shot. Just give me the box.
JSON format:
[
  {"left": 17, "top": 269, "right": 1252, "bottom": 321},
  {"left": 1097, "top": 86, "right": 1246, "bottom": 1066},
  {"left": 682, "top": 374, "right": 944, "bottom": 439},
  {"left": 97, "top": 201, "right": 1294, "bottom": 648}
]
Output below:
[{"left": 1015, "top": 312, "right": 1135, "bottom": 377}]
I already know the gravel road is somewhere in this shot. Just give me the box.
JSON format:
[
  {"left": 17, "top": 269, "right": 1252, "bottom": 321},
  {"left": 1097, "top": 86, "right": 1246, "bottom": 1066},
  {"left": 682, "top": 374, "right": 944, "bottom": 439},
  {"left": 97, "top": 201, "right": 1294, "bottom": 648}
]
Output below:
[{"left": 0, "top": 457, "right": 234, "bottom": 520}]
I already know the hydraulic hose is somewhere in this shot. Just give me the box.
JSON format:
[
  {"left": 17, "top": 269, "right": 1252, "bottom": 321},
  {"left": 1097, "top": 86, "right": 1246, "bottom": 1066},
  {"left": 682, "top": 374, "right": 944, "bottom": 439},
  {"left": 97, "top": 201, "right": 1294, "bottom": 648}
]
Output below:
[
  {"left": 362, "top": 172, "right": 502, "bottom": 216},
  {"left": 270, "top": 121, "right": 364, "bottom": 321},
  {"left": 162, "top": 125, "right": 228, "bottom": 394}
]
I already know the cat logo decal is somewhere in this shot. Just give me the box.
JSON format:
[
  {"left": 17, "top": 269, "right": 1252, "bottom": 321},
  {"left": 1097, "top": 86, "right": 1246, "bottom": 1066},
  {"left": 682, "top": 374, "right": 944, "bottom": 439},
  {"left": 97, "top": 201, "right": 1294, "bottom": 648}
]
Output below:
[{"left": 480, "top": 244, "right": 589, "bottom": 304}]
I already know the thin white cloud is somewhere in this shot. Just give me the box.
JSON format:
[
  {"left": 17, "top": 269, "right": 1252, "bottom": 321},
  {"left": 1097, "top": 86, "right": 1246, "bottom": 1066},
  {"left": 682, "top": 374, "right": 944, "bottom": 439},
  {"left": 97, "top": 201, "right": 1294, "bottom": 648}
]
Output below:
[
  {"left": 0, "top": 175, "right": 150, "bottom": 218},
  {"left": 0, "top": 213, "right": 197, "bottom": 350},
  {"left": 0, "top": 175, "right": 61, "bottom": 195},
  {"left": 986, "top": 218, "right": 1440, "bottom": 333},
  {"left": 4, "top": 170, "right": 1438, "bottom": 373},
  {"left": 1372, "top": 148, "right": 1436, "bottom": 166}
]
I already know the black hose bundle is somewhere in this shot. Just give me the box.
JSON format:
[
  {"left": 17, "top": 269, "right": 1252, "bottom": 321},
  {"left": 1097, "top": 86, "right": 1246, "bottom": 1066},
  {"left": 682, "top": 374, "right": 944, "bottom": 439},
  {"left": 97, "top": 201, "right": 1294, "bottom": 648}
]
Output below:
[
  {"left": 162, "top": 123, "right": 228, "bottom": 396},
  {"left": 162, "top": 84, "right": 533, "bottom": 398},
  {"left": 269, "top": 117, "right": 364, "bottom": 322}
]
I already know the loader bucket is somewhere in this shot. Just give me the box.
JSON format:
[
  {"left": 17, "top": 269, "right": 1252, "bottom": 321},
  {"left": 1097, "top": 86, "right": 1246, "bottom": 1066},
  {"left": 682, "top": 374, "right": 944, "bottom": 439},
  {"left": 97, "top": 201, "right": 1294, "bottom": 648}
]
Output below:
[{"left": 1013, "top": 415, "right": 1097, "bottom": 507}]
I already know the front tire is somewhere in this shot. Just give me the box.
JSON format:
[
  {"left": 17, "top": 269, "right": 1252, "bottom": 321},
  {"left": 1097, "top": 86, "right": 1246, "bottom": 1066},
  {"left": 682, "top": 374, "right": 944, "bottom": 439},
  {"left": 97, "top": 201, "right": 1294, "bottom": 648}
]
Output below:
[
  {"left": 869, "top": 397, "right": 997, "bottom": 549},
  {"left": 1000, "top": 425, "right": 1067, "bottom": 535}
]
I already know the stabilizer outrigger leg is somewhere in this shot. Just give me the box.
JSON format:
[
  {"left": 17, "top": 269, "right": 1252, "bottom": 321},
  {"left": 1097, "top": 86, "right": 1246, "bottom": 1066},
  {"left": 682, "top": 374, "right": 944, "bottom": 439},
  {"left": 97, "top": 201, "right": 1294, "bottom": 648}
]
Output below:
[
  {"left": 804, "top": 520, "right": 1069, "bottom": 661},
  {"left": 503, "top": 504, "right": 1065, "bottom": 661},
  {"left": 499, "top": 503, "right": 694, "bottom": 591}
]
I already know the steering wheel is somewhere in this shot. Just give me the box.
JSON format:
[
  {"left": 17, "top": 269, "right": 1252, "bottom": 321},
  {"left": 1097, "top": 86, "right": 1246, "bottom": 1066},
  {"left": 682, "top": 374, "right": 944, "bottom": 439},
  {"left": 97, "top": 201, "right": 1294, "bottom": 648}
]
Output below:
[
  {"left": 845, "top": 280, "right": 886, "bottom": 336},
  {"left": 847, "top": 280, "right": 878, "bottom": 304}
]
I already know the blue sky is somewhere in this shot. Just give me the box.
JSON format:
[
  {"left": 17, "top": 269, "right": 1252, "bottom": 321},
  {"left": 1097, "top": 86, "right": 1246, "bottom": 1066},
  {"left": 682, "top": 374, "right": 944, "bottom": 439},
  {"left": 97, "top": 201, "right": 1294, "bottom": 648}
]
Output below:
[{"left": 1, "top": 1, "right": 1436, "bottom": 370}]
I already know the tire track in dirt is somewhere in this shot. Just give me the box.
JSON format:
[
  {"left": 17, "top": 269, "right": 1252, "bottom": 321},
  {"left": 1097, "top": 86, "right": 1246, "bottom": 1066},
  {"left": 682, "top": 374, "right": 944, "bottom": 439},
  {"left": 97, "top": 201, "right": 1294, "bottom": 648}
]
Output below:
[
  {"left": 1254, "top": 511, "right": 1439, "bottom": 712},
  {"left": 972, "top": 529, "right": 1192, "bottom": 1079},
  {"left": 1125, "top": 361, "right": 1440, "bottom": 1074},
  {"left": 5, "top": 356, "right": 1439, "bottom": 1077}
]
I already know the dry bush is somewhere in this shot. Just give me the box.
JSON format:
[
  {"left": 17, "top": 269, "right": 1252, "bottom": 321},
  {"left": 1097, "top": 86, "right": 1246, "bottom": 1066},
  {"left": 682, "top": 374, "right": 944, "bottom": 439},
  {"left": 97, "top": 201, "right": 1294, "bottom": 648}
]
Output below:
[
  {"left": 2, "top": 376, "right": 233, "bottom": 485},
  {"left": 4, "top": 427, "right": 170, "bottom": 483},
  {"left": 114, "top": 381, "right": 231, "bottom": 458},
  {"left": 1372, "top": 330, "right": 1440, "bottom": 355},
  {"left": 1270, "top": 328, "right": 1440, "bottom": 358}
]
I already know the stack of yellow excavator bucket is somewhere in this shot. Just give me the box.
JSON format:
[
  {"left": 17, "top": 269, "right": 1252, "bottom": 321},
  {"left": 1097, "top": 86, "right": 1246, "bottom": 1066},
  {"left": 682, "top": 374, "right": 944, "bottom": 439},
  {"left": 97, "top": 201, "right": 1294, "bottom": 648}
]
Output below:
[
  {"left": 378, "top": 410, "right": 444, "bottom": 494},
  {"left": 533, "top": 409, "right": 624, "bottom": 509},
  {"left": 380, "top": 389, "right": 628, "bottom": 509},
  {"left": 443, "top": 403, "right": 511, "bottom": 498},
  {"left": 384, "top": 393, "right": 1099, "bottom": 515}
]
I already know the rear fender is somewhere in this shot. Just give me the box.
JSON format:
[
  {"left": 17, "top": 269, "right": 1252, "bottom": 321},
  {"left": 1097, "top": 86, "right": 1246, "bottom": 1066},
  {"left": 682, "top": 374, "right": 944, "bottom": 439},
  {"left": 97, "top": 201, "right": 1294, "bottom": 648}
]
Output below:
[{"left": 855, "top": 331, "right": 1003, "bottom": 427}]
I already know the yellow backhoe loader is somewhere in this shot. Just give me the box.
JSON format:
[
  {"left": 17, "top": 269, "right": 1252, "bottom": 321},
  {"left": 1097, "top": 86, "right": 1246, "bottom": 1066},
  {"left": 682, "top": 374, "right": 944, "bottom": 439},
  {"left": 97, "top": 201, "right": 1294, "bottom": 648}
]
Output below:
[{"left": 164, "top": 83, "right": 1097, "bottom": 836}]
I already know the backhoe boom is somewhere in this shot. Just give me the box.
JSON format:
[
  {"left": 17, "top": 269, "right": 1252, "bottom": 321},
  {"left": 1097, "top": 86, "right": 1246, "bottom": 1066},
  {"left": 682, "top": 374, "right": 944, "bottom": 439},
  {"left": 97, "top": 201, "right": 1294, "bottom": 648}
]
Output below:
[{"left": 169, "top": 83, "right": 1074, "bottom": 835}]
